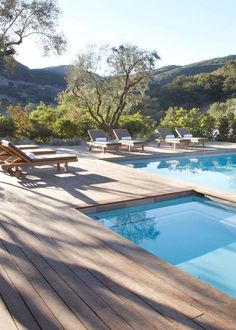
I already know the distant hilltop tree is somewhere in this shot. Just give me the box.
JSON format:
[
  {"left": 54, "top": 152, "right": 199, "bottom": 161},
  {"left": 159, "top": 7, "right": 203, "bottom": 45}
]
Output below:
[{"left": 0, "top": 0, "right": 67, "bottom": 66}]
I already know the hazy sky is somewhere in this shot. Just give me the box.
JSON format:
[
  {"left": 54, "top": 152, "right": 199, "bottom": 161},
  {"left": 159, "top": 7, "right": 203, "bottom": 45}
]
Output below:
[{"left": 16, "top": 0, "right": 236, "bottom": 69}]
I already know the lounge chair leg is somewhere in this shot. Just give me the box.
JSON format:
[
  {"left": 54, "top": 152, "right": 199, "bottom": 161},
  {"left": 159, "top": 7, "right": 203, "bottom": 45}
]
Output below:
[
  {"left": 15, "top": 168, "right": 22, "bottom": 178},
  {"left": 57, "top": 163, "right": 60, "bottom": 171},
  {"left": 64, "top": 162, "right": 68, "bottom": 173}
]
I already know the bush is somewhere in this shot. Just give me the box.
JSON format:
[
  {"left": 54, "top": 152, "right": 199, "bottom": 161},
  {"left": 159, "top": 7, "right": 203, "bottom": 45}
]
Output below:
[
  {"left": 197, "top": 113, "right": 216, "bottom": 139},
  {"left": 52, "top": 119, "right": 81, "bottom": 139},
  {"left": 118, "top": 113, "right": 156, "bottom": 138},
  {"left": 29, "top": 121, "right": 53, "bottom": 141},
  {"left": 47, "top": 137, "right": 81, "bottom": 146},
  {"left": 217, "top": 116, "right": 230, "bottom": 141},
  {"left": 160, "top": 106, "right": 216, "bottom": 139},
  {"left": 160, "top": 107, "right": 200, "bottom": 134},
  {"left": 7, "top": 104, "right": 32, "bottom": 138},
  {"left": 0, "top": 115, "right": 15, "bottom": 137}
]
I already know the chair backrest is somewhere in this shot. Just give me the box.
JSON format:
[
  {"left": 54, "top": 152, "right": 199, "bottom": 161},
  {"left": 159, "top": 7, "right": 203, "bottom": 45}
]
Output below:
[
  {"left": 175, "top": 127, "right": 190, "bottom": 138},
  {"left": 157, "top": 128, "right": 175, "bottom": 140},
  {"left": 1, "top": 140, "right": 32, "bottom": 162},
  {"left": 87, "top": 129, "right": 108, "bottom": 141},
  {"left": 113, "top": 129, "right": 131, "bottom": 140}
]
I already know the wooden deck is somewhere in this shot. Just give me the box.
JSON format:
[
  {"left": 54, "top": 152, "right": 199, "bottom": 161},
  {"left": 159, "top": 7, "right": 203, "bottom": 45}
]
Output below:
[{"left": 0, "top": 151, "right": 236, "bottom": 329}]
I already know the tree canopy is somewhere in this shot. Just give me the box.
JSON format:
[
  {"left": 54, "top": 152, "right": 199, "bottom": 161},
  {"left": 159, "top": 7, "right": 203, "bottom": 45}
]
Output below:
[
  {"left": 0, "top": 0, "right": 66, "bottom": 65},
  {"left": 66, "top": 43, "right": 160, "bottom": 134}
]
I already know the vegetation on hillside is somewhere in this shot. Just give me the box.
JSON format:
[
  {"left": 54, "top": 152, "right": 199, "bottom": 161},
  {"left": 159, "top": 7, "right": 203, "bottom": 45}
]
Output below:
[{"left": 150, "top": 60, "right": 236, "bottom": 114}]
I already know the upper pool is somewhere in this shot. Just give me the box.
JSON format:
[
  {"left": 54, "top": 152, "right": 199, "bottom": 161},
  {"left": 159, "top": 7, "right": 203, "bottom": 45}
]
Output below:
[{"left": 119, "top": 152, "right": 236, "bottom": 193}]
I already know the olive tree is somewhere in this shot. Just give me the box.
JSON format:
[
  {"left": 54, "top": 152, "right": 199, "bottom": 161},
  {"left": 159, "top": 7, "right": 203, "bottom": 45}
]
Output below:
[
  {"left": 66, "top": 44, "right": 160, "bottom": 135},
  {"left": 0, "top": 0, "right": 66, "bottom": 63}
]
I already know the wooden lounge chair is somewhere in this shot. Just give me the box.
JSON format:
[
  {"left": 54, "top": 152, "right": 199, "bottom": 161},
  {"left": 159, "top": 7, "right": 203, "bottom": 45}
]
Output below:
[
  {"left": 113, "top": 129, "right": 145, "bottom": 151},
  {"left": 0, "top": 140, "right": 56, "bottom": 164},
  {"left": 15, "top": 144, "right": 39, "bottom": 149},
  {"left": 87, "top": 129, "right": 121, "bottom": 153},
  {"left": 0, "top": 140, "right": 78, "bottom": 177},
  {"left": 156, "top": 128, "right": 190, "bottom": 149},
  {"left": 175, "top": 128, "right": 207, "bottom": 147}
]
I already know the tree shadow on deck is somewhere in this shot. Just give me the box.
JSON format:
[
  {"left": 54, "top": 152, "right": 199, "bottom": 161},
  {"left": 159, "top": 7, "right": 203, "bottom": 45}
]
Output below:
[
  {"left": 0, "top": 165, "right": 120, "bottom": 206},
  {"left": 0, "top": 211, "right": 231, "bottom": 330}
]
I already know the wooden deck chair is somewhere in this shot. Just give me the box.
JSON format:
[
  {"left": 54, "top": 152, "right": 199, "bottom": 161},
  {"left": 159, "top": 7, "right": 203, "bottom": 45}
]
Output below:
[
  {"left": 0, "top": 140, "right": 56, "bottom": 164},
  {"left": 156, "top": 128, "right": 190, "bottom": 149},
  {"left": 175, "top": 128, "right": 207, "bottom": 147},
  {"left": 87, "top": 129, "right": 121, "bottom": 153},
  {"left": 0, "top": 140, "right": 78, "bottom": 177},
  {"left": 15, "top": 144, "right": 39, "bottom": 149},
  {"left": 113, "top": 129, "right": 145, "bottom": 151}
]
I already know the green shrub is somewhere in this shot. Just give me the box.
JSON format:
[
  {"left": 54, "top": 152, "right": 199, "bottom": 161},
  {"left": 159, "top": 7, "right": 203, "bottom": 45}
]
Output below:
[
  {"left": 160, "top": 106, "right": 216, "bottom": 139},
  {"left": 0, "top": 115, "right": 15, "bottom": 137},
  {"left": 160, "top": 107, "right": 200, "bottom": 134},
  {"left": 52, "top": 119, "right": 81, "bottom": 139},
  {"left": 29, "top": 121, "right": 53, "bottom": 141},
  {"left": 197, "top": 113, "right": 216, "bottom": 139},
  {"left": 69, "top": 114, "right": 98, "bottom": 138},
  {"left": 118, "top": 113, "right": 155, "bottom": 138},
  {"left": 217, "top": 116, "right": 230, "bottom": 141},
  {"left": 47, "top": 137, "right": 81, "bottom": 146}
]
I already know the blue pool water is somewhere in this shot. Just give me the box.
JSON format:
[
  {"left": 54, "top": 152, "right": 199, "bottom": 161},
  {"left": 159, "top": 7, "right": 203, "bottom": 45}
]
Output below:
[
  {"left": 91, "top": 196, "right": 236, "bottom": 298},
  {"left": 119, "top": 152, "right": 236, "bottom": 193}
]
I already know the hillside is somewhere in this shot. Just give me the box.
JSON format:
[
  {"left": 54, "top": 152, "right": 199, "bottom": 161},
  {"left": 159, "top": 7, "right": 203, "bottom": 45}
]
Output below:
[
  {"left": 150, "top": 54, "right": 236, "bottom": 88},
  {"left": 0, "top": 62, "right": 68, "bottom": 107},
  {"left": 0, "top": 54, "right": 236, "bottom": 109}
]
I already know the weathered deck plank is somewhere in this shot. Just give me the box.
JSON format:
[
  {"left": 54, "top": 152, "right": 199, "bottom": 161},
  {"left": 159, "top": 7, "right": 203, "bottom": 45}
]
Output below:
[{"left": 0, "top": 295, "right": 18, "bottom": 330}]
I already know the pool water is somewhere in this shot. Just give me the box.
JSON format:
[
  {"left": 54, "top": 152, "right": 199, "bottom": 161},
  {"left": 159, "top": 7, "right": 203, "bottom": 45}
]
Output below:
[
  {"left": 91, "top": 196, "right": 236, "bottom": 298},
  {"left": 119, "top": 152, "right": 236, "bottom": 193}
]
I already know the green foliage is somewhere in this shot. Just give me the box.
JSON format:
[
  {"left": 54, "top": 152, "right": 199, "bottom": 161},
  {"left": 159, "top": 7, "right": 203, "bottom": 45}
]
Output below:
[
  {"left": 230, "top": 120, "right": 236, "bottom": 141},
  {"left": 151, "top": 60, "right": 236, "bottom": 116},
  {"left": 160, "top": 107, "right": 199, "bottom": 133},
  {"left": 196, "top": 113, "right": 216, "bottom": 139},
  {"left": 67, "top": 43, "right": 159, "bottom": 133},
  {"left": 29, "top": 121, "right": 53, "bottom": 141},
  {"left": 208, "top": 98, "right": 236, "bottom": 122},
  {"left": 217, "top": 116, "right": 230, "bottom": 141},
  {"left": 0, "top": 114, "right": 15, "bottom": 137},
  {"left": 52, "top": 119, "right": 80, "bottom": 139},
  {"left": 160, "top": 106, "right": 215, "bottom": 139},
  {"left": 0, "top": 0, "right": 66, "bottom": 63},
  {"left": 30, "top": 102, "right": 66, "bottom": 129},
  {"left": 7, "top": 104, "right": 32, "bottom": 137},
  {"left": 118, "top": 113, "right": 156, "bottom": 138}
]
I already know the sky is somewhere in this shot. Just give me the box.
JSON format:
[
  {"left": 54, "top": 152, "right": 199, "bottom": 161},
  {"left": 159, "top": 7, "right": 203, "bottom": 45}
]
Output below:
[{"left": 16, "top": 0, "right": 236, "bottom": 69}]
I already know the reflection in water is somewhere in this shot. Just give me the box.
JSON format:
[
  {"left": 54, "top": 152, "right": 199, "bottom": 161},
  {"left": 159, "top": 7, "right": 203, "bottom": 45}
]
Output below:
[
  {"left": 162, "top": 155, "right": 235, "bottom": 174},
  {"left": 99, "top": 212, "right": 160, "bottom": 244},
  {"left": 127, "top": 153, "right": 236, "bottom": 192}
]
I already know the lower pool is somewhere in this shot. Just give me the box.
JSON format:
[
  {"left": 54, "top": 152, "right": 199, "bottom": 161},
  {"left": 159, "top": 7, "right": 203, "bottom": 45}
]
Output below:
[
  {"left": 91, "top": 196, "right": 236, "bottom": 298},
  {"left": 119, "top": 152, "right": 236, "bottom": 193}
]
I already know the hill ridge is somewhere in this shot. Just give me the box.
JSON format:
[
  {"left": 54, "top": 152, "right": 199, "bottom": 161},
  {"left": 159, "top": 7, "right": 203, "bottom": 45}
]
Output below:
[{"left": 0, "top": 54, "right": 236, "bottom": 107}]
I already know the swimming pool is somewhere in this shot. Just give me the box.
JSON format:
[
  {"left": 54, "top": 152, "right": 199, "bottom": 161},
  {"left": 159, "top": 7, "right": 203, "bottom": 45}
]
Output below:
[
  {"left": 91, "top": 196, "right": 236, "bottom": 298},
  {"left": 119, "top": 152, "right": 236, "bottom": 193}
]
